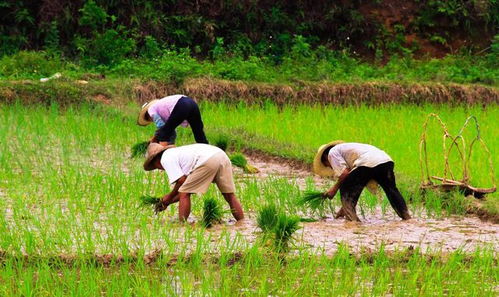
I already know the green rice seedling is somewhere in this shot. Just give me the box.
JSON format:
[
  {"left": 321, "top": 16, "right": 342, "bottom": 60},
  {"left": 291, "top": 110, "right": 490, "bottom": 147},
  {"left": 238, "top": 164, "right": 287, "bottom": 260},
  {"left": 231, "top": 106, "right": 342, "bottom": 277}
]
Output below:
[
  {"left": 202, "top": 198, "right": 223, "bottom": 228},
  {"left": 131, "top": 141, "right": 149, "bottom": 158},
  {"left": 274, "top": 213, "right": 301, "bottom": 252},
  {"left": 230, "top": 153, "right": 260, "bottom": 173},
  {"left": 214, "top": 135, "right": 229, "bottom": 151},
  {"left": 139, "top": 195, "right": 160, "bottom": 207},
  {"left": 297, "top": 191, "right": 327, "bottom": 211},
  {"left": 257, "top": 204, "right": 279, "bottom": 232}
]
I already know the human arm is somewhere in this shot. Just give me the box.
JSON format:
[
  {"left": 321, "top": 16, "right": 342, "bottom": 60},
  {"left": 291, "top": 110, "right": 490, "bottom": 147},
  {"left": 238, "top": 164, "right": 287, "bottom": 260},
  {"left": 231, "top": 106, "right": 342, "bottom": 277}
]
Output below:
[
  {"left": 324, "top": 168, "right": 351, "bottom": 199},
  {"left": 155, "top": 175, "right": 187, "bottom": 213}
]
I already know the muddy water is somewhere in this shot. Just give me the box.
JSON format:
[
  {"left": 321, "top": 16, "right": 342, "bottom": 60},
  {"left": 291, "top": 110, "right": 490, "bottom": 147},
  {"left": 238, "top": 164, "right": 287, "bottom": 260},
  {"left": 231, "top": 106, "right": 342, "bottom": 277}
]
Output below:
[{"left": 220, "top": 155, "right": 499, "bottom": 254}]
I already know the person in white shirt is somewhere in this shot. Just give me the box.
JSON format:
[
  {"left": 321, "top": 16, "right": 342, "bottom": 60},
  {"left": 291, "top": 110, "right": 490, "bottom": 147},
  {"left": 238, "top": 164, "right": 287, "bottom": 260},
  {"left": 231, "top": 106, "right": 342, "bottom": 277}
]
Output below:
[
  {"left": 313, "top": 141, "right": 411, "bottom": 222},
  {"left": 143, "top": 143, "right": 244, "bottom": 222}
]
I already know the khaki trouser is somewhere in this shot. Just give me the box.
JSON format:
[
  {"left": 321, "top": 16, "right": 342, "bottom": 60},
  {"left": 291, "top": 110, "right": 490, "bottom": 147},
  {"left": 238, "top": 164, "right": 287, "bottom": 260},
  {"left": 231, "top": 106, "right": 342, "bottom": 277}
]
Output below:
[{"left": 178, "top": 152, "right": 236, "bottom": 194}]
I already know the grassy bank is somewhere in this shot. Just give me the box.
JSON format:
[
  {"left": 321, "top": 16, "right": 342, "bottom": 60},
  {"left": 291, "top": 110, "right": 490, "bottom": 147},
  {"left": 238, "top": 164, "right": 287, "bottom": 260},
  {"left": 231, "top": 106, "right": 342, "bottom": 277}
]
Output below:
[{"left": 1, "top": 77, "right": 498, "bottom": 108}]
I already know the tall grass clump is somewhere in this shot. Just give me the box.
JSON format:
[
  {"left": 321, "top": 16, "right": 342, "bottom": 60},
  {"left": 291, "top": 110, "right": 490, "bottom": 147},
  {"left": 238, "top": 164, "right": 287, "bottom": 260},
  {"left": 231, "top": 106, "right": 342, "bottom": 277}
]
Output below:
[
  {"left": 202, "top": 198, "right": 223, "bottom": 228},
  {"left": 274, "top": 213, "right": 301, "bottom": 252},
  {"left": 214, "top": 135, "right": 229, "bottom": 151},
  {"left": 131, "top": 141, "right": 149, "bottom": 158},
  {"left": 257, "top": 204, "right": 279, "bottom": 232},
  {"left": 230, "top": 153, "right": 259, "bottom": 173}
]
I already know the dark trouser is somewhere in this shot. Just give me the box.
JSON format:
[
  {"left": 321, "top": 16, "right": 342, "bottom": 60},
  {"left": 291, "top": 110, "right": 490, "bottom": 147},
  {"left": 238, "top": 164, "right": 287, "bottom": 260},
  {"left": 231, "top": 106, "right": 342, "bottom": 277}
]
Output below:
[
  {"left": 339, "top": 161, "right": 410, "bottom": 221},
  {"left": 155, "top": 96, "right": 209, "bottom": 144}
]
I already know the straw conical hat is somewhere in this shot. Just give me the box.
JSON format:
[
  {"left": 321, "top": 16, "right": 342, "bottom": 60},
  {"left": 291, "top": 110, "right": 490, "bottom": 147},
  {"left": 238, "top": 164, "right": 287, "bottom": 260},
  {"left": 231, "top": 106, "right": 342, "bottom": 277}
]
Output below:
[
  {"left": 143, "top": 143, "right": 175, "bottom": 171},
  {"left": 137, "top": 100, "right": 158, "bottom": 126},
  {"left": 313, "top": 140, "right": 344, "bottom": 177}
]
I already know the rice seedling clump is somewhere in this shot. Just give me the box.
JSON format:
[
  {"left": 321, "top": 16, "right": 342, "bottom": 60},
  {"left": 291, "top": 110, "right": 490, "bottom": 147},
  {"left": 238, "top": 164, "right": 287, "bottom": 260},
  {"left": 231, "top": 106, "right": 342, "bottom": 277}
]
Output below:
[
  {"left": 131, "top": 141, "right": 149, "bottom": 158},
  {"left": 230, "top": 153, "right": 260, "bottom": 173},
  {"left": 257, "top": 204, "right": 279, "bottom": 232},
  {"left": 139, "top": 195, "right": 161, "bottom": 207},
  {"left": 297, "top": 191, "right": 327, "bottom": 211},
  {"left": 202, "top": 197, "right": 224, "bottom": 228},
  {"left": 274, "top": 213, "right": 301, "bottom": 252}
]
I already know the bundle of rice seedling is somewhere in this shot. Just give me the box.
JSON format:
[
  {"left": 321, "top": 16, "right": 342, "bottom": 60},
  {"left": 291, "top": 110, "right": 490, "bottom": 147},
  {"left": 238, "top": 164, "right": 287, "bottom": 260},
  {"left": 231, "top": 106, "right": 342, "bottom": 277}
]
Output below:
[
  {"left": 139, "top": 195, "right": 161, "bottom": 207},
  {"left": 257, "top": 204, "right": 279, "bottom": 232},
  {"left": 214, "top": 135, "right": 229, "bottom": 151},
  {"left": 131, "top": 141, "right": 149, "bottom": 158},
  {"left": 202, "top": 198, "right": 223, "bottom": 228},
  {"left": 297, "top": 191, "right": 327, "bottom": 211},
  {"left": 230, "top": 153, "right": 260, "bottom": 173},
  {"left": 274, "top": 213, "right": 300, "bottom": 252}
]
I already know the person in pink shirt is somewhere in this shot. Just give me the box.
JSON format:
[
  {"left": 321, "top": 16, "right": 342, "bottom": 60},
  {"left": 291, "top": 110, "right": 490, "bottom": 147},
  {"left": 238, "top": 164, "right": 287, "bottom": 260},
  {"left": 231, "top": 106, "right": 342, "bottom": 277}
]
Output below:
[{"left": 137, "top": 95, "right": 208, "bottom": 146}]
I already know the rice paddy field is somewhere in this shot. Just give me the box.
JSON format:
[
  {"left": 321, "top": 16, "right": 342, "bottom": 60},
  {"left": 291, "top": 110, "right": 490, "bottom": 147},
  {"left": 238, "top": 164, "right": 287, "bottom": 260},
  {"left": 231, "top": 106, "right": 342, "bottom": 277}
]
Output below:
[{"left": 0, "top": 102, "right": 498, "bottom": 296}]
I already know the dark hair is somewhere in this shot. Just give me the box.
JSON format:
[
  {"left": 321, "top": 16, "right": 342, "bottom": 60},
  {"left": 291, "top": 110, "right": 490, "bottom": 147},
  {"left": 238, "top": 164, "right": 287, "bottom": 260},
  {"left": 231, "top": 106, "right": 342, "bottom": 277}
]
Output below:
[
  {"left": 144, "top": 110, "right": 152, "bottom": 121},
  {"left": 321, "top": 146, "right": 333, "bottom": 165},
  {"left": 151, "top": 150, "right": 164, "bottom": 166}
]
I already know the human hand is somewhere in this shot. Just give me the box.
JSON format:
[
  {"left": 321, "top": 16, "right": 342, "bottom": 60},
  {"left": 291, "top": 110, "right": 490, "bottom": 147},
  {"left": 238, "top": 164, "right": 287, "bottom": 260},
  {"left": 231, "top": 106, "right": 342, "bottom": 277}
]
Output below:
[
  {"left": 149, "top": 136, "right": 158, "bottom": 144},
  {"left": 154, "top": 195, "right": 169, "bottom": 214},
  {"left": 323, "top": 190, "right": 337, "bottom": 199}
]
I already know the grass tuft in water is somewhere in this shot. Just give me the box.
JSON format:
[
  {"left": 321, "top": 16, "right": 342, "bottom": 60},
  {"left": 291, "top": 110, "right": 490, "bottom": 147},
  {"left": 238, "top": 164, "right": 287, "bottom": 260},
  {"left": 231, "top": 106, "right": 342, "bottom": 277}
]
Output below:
[
  {"left": 131, "top": 141, "right": 149, "bottom": 158},
  {"left": 257, "top": 204, "right": 279, "bottom": 232},
  {"left": 274, "top": 213, "right": 300, "bottom": 252},
  {"left": 202, "top": 198, "right": 223, "bottom": 228}
]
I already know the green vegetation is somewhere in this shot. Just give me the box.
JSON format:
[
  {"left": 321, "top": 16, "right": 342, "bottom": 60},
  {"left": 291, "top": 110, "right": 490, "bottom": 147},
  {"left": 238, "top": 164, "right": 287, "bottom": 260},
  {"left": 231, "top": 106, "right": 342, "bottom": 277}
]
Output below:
[
  {"left": 139, "top": 195, "right": 161, "bottom": 207},
  {"left": 202, "top": 198, "right": 224, "bottom": 228},
  {"left": 130, "top": 141, "right": 148, "bottom": 158},
  {"left": 1, "top": 48, "right": 497, "bottom": 85},
  {"left": 273, "top": 213, "right": 301, "bottom": 252},
  {"left": 1, "top": 1, "right": 498, "bottom": 294},
  {"left": 230, "top": 153, "right": 259, "bottom": 174},
  {"left": 298, "top": 191, "right": 329, "bottom": 212},
  {"left": 0, "top": 102, "right": 497, "bottom": 295},
  {"left": 257, "top": 204, "right": 279, "bottom": 233},
  {"left": 0, "top": 248, "right": 497, "bottom": 296}
]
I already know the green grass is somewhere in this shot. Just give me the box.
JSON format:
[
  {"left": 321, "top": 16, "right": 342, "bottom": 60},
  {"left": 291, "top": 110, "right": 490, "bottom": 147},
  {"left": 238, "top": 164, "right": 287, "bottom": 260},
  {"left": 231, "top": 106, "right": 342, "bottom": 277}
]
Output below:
[
  {"left": 138, "top": 195, "right": 160, "bottom": 207},
  {"left": 1, "top": 50, "right": 497, "bottom": 86},
  {"left": 130, "top": 141, "right": 149, "bottom": 158},
  {"left": 0, "top": 102, "right": 497, "bottom": 295},
  {"left": 0, "top": 248, "right": 496, "bottom": 296},
  {"left": 202, "top": 197, "right": 224, "bottom": 228},
  {"left": 257, "top": 204, "right": 279, "bottom": 232},
  {"left": 202, "top": 102, "right": 499, "bottom": 192}
]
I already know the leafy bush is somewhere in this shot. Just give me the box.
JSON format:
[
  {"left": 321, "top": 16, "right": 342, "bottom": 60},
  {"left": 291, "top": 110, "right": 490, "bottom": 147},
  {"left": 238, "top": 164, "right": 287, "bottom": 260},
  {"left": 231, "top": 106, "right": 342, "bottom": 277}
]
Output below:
[{"left": 0, "top": 51, "right": 63, "bottom": 78}]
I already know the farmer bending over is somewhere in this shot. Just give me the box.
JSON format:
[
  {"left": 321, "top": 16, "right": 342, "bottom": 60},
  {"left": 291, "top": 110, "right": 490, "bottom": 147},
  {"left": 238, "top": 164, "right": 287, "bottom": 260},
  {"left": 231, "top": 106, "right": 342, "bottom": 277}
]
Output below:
[
  {"left": 143, "top": 143, "right": 244, "bottom": 222},
  {"left": 138, "top": 95, "right": 208, "bottom": 146},
  {"left": 314, "top": 141, "right": 411, "bottom": 222}
]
